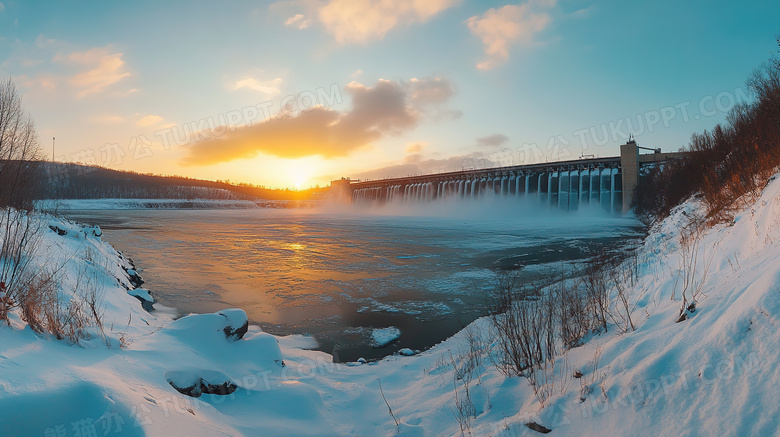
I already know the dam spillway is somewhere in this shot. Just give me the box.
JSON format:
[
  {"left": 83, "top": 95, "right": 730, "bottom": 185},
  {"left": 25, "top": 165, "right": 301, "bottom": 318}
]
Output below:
[
  {"left": 350, "top": 166, "right": 624, "bottom": 213},
  {"left": 333, "top": 141, "right": 687, "bottom": 214}
]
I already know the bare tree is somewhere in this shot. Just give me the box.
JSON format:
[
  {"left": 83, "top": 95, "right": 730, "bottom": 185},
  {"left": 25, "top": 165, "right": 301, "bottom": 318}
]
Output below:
[
  {"left": 0, "top": 77, "right": 42, "bottom": 209},
  {"left": 0, "top": 78, "right": 44, "bottom": 322}
]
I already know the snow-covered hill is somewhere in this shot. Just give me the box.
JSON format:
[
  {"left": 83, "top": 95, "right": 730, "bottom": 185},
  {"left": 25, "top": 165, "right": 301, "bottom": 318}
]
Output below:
[{"left": 2, "top": 174, "right": 780, "bottom": 436}]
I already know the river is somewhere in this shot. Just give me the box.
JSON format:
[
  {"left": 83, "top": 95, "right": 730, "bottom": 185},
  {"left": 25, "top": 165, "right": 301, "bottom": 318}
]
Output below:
[{"left": 63, "top": 199, "right": 643, "bottom": 362}]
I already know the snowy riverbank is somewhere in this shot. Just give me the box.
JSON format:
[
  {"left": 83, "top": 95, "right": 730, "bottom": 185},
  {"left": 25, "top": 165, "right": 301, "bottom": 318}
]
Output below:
[
  {"left": 2, "top": 173, "right": 780, "bottom": 436},
  {"left": 36, "top": 199, "right": 320, "bottom": 210}
]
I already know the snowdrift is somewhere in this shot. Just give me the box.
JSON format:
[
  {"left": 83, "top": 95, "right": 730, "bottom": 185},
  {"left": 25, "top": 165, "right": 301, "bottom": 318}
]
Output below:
[{"left": 1, "top": 173, "right": 780, "bottom": 436}]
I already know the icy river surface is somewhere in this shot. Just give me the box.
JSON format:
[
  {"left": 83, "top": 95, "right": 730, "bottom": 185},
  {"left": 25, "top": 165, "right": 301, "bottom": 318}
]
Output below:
[{"left": 65, "top": 201, "right": 643, "bottom": 362}]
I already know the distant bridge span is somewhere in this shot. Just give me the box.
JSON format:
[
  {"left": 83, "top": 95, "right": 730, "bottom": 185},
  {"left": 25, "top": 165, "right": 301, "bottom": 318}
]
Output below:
[{"left": 330, "top": 141, "right": 684, "bottom": 213}]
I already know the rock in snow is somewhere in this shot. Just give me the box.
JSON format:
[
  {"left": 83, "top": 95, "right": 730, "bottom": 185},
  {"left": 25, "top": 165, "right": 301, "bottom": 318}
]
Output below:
[
  {"left": 125, "top": 267, "right": 145, "bottom": 288},
  {"left": 398, "top": 348, "right": 416, "bottom": 356},
  {"left": 127, "top": 288, "right": 153, "bottom": 303},
  {"left": 165, "top": 369, "right": 238, "bottom": 397},
  {"left": 219, "top": 308, "right": 249, "bottom": 340}
]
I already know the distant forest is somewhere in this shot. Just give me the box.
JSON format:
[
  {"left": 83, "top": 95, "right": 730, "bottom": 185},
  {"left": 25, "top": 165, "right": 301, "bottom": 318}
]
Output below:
[{"left": 37, "top": 162, "right": 326, "bottom": 201}]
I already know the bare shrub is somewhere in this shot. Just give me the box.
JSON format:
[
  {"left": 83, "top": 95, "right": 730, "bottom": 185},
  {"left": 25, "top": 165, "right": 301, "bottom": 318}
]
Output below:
[
  {"left": 0, "top": 281, "right": 11, "bottom": 320},
  {"left": 607, "top": 269, "right": 635, "bottom": 332},
  {"left": 552, "top": 280, "right": 590, "bottom": 349},
  {"left": 488, "top": 271, "right": 525, "bottom": 315},
  {"left": 0, "top": 78, "right": 45, "bottom": 324},
  {"left": 118, "top": 314, "right": 133, "bottom": 349},
  {"left": 0, "top": 210, "right": 44, "bottom": 310},
  {"left": 450, "top": 352, "right": 476, "bottom": 436},
  {"left": 50, "top": 297, "right": 90, "bottom": 343},
  {"left": 72, "top": 255, "right": 109, "bottom": 345},
  {"left": 527, "top": 352, "right": 572, "bottom": 408},
  {"left": 487, "top": 252, "right": 642, "bottom": 407},
  {"left": 584, "top": 249, "right": 641, "bottom": 334},
  {"left": 454, "top": 324, "right": 487, "bottom": 382},
  {"left": 489, "top": 273, "right": 557, "bottom": 377},
  {"left": 378, "top": 379, "right": 400, "bottom": 434},
  {"left": 578, "top": 346, "right": 606, "bottom": 402},
  {"left": 445, "top": 324, "right": 494, "bottom": 435},
  {"left": 17, "top": 275, "right": 58, "bottom": 333},
  {"left": 451, "top": 324, "right": 492, "bottom": 434},
  {"left": 10, "top": 262, "right": 107, "bottom": 343},
  {"left": 581, "top": 257, "right": 610, "bottom": 333},
  {"left": 673, "top": 218, "right": 714, "bottom": 322}
]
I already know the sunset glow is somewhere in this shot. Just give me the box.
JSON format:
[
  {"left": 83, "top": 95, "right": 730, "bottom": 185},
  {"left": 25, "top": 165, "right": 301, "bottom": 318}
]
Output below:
[{"left": 1, "top": 1, "right": 777, "bottom": 188}]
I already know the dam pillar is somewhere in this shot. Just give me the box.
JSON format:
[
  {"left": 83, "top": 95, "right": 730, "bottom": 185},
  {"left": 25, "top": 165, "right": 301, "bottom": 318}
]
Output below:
[
  {"left": 330, "top": 178, "right": 354, "bottom": 203},
  {"left": 620, "top": 140, "right": 639, "bottom": 214}
]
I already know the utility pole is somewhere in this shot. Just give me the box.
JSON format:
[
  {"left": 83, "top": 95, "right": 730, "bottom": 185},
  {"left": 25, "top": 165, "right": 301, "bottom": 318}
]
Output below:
[{"left": 52, "top": 137, "right": 55, "bottom": 162}]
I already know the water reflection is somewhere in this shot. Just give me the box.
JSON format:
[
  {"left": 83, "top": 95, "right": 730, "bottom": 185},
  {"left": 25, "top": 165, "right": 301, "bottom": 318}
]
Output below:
[{"left": 64, "top": 204, "right": 642, "bottom": 362}]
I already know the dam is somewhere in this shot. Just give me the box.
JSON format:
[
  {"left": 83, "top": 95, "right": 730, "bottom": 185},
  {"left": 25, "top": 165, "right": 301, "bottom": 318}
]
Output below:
[{"left": 332, "top": 140, "right": 684, "bottom": 213}]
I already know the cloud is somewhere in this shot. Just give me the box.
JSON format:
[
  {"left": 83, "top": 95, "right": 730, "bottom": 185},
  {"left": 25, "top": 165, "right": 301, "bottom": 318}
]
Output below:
[
  {"left": 404, "top": 77, "right": 461, "bottom": 120},
  {"left": 285, "top": 13, "right": 312, "bottom": 29},
  {"left": 317, "top": 0, "right": 458, "bottom": 44},
  {"left": 183, "top": 106, "right": 346, "bottom": 164},
  {"left": 467, "top": 0, "right": 555, "bottom": 70},
  {"left": 136, "top": 115, "right": 164, "bottom": 127},
  {"left": 62, "top": 47, "right": 132, "bottom": 97},
  {"left": 342, "top": 79, "right": 417, "bottom": 134},
  {"left": 285, "top": 13, "right": 304, "bottom": 25},
  {"left": 0, "top": 3, "right": 5, "bottom": 13},
  {"left": 35, "top": 34, "right": 58, "bottom": 48},
  {"left": 183, "top": 77, "right": 457, "bottom": 165},
  {"left": 91, "top": 115, "right": 124, "bottom": 124},
  {"left": 570, "top": 5, "right": 593, "bottom": 19},
  {"left": 406, "top": 142, "right": 425, "bottom": 154},
  {"left": 406, "top": 77, "right": 454, "bottom": 106},
  {"left": 20, "top": 58, "right": 44, "bottom": 68},
  {"left": 351, "top": 69, "right": 363, "bottom": 78},
  {"left": 230, "top": 77, "right": 283, "bottom": 97},
  {"left": 477, "top": 133, "right": 509, "bottom": 147},
  {"left": 16, "top": 74, "right": 57, "bottom": 91},
  {"left": 110, "top": 88, "right": 138, "bottom": 98}
]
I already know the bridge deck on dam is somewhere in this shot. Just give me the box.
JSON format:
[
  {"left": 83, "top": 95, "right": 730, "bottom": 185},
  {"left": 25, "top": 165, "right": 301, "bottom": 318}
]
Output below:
[{"left": 350, "top": 155, "right": 622, "bottom": 189}]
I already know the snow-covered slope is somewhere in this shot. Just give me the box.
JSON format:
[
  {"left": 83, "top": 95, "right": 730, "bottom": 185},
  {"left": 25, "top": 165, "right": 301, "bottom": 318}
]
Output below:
[
  {"left": 2, "top": 174, "right": 780, "bottom": 436},
  {"left": 37, "top": 199, "right": 261, "bottom": 210},
  {"left": 36, "top": 199, "right": 320, "bottom": 210}
]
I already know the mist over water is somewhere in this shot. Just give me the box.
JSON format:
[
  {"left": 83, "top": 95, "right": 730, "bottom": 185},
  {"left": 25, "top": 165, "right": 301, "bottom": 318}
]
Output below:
[
  {"left": 65, "top": 197, "right": 642, "bottom": 362},
  {"left": 343, "top": 193, "right": 627, "bottom": 222}
]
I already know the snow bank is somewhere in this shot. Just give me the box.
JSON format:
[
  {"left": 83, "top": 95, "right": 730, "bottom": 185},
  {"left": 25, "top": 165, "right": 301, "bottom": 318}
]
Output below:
[
  {"left": 460, "top": 175, "right": 780, "bottom": 436},
  {"left": 3, "top": 173, "right": 780, "bottom": 436},
  {"left": 36, "top": 199, "right": 321, "bottom": 210}
]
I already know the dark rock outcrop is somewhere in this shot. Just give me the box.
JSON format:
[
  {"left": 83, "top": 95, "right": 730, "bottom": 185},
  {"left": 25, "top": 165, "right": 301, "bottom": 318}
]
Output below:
[
  {"left": 525, "top": 422, "right": 552, "bottom": 434},
  {"left": 168, "top": 378, "right": 238, "bottom": 398}
]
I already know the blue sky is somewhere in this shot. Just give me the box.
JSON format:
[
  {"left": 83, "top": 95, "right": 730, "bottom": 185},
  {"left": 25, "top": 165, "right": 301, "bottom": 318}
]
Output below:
[{"left": 0, "top": 0, "right": 777, "bottom": 188}]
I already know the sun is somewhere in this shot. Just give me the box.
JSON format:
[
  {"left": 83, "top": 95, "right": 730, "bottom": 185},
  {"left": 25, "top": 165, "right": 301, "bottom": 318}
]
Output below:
[{"left": 287, "top": 158, "right": 317, "bottom": 190}]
